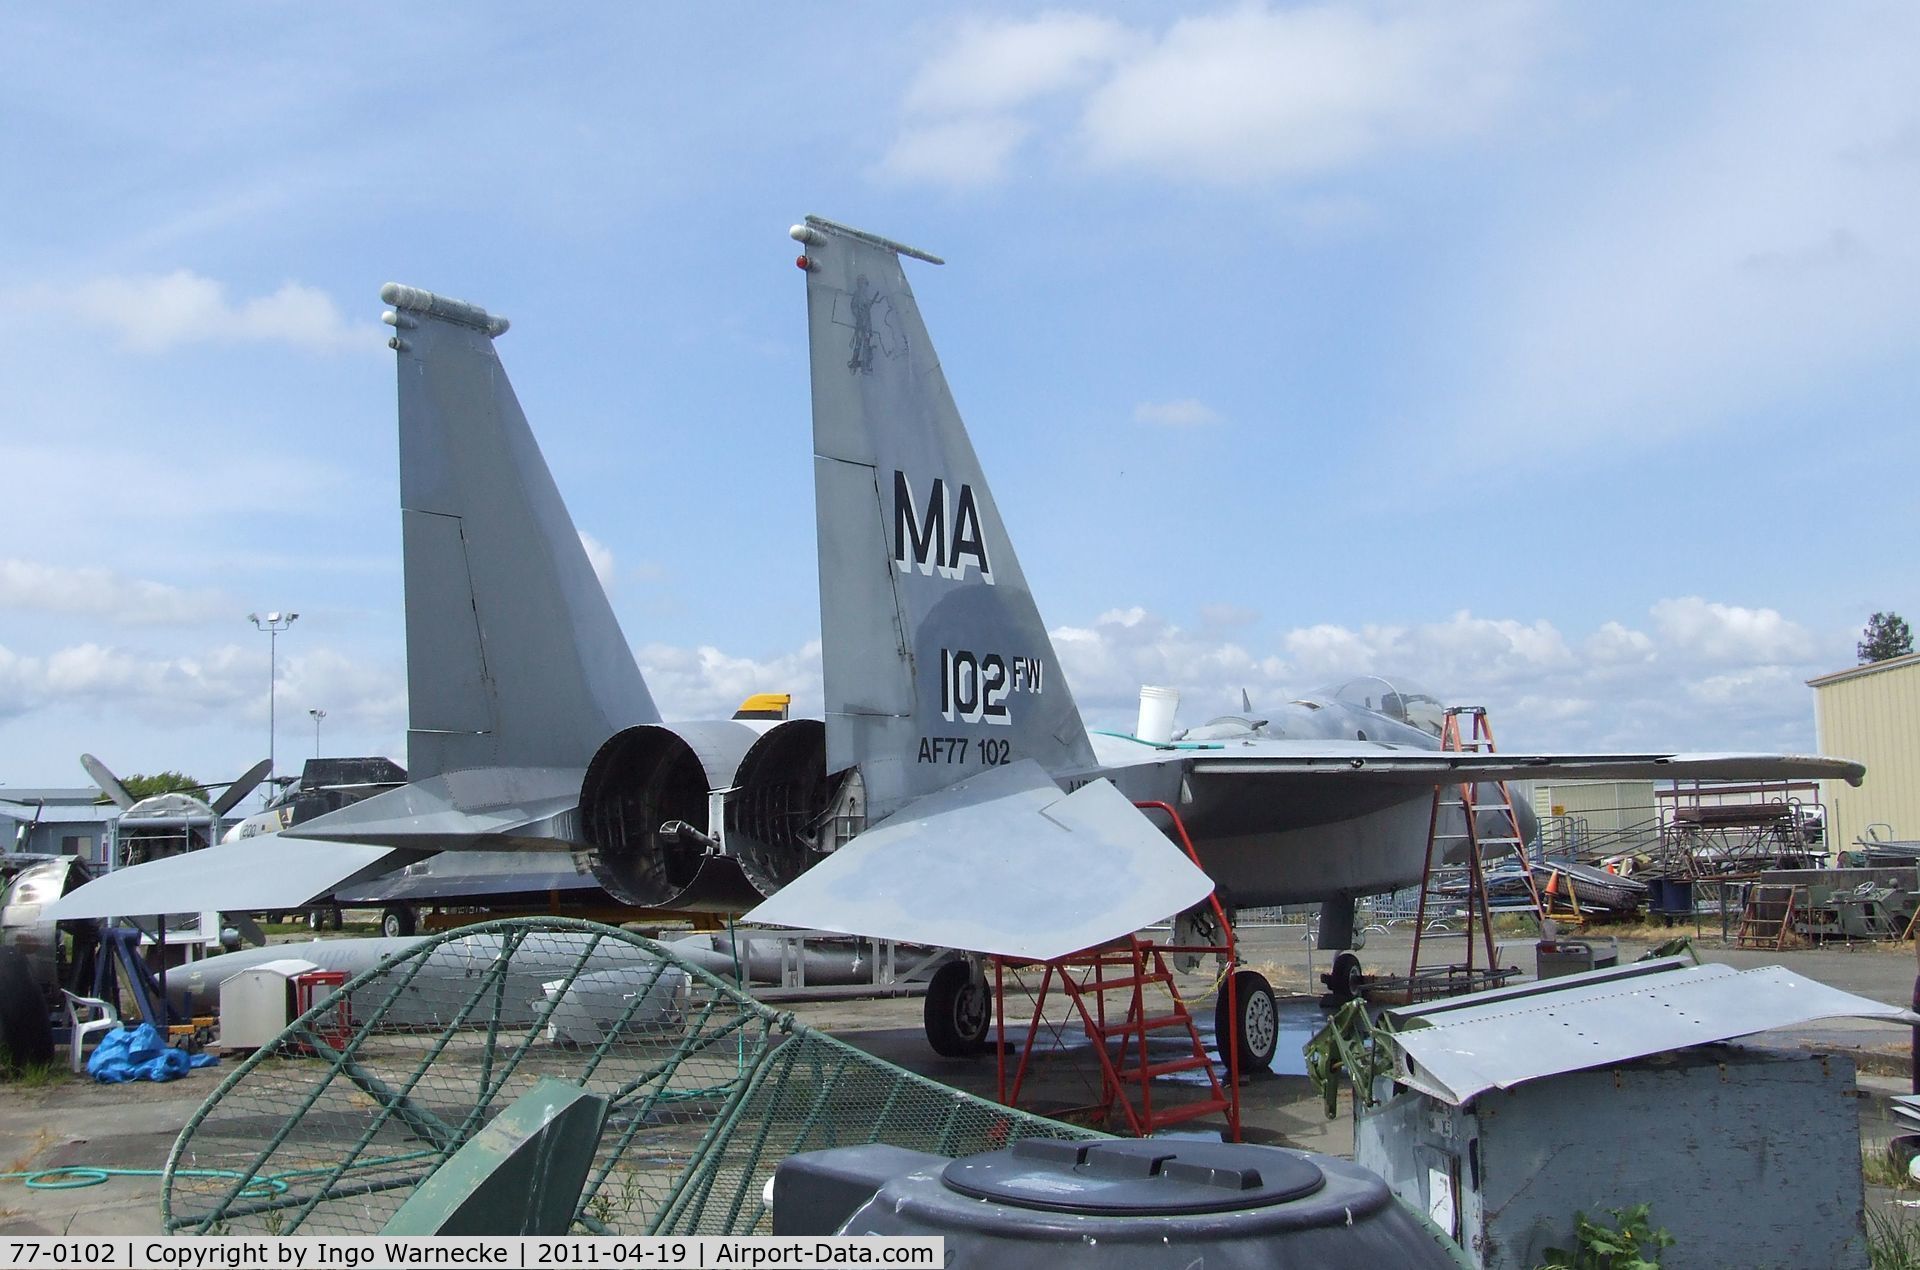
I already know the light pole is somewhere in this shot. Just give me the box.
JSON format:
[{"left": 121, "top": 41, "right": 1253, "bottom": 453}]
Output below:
[
  {"left": 310, "top": 708, "right": 326, "bottom": 758},
  {"left": 248, "top": 611, "right": 298, "bottom": 790}
]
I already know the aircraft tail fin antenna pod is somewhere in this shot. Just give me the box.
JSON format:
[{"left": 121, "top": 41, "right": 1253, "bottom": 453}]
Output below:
[
  {"left": 795, "top": 218, "right": 1097, "bottom": 826},
  {"left": 380, "top": 283, "right": 660, "bottom": 781}
]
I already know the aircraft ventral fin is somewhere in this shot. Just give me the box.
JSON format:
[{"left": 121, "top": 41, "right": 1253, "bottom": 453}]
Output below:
[{"left": 743, "top": 759, "right": 1213, "bottom": 960}]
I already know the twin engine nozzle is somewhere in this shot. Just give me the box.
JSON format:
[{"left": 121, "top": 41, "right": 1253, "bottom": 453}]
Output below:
[{"left": 577, "top": 718, "right": 855, "bottom": 911}]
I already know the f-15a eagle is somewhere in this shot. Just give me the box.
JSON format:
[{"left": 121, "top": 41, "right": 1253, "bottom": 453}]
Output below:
[{"left": 52, "top": 238, "right": 1862, "bottom": 1066}]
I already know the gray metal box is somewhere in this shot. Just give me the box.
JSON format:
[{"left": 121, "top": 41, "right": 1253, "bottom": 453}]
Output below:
[{"left": 1355, "top": 1044, "right": 1865, "bottom": 1269}]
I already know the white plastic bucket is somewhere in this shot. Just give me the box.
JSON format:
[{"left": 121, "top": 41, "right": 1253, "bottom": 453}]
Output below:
[{"left": 1136, "top": 685, "right": 1181, "bottom": 744}]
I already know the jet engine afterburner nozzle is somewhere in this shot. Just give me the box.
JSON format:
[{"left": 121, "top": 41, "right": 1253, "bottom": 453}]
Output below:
[
  {"left": 724, "top": 719, "right": 846, "bottom": 897},
  {"left": 578, "top": 722, "right": 760, "bottom": 911}
]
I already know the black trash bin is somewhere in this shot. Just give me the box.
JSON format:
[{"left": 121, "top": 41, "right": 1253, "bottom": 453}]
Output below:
[{"left": 773, "top": 1137, "right": 1466, "bottom": 1268}]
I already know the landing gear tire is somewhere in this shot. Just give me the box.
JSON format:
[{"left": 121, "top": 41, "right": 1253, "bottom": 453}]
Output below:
[
  {"left": 380, "top": 906, "right": 416, "bottom": 939},
  {"left": 924, "top": 960, "right": 992, "bottom": 1057},
  {"left": 308, "top": 904, "right": 343, "bottom": 933},
  {"left": 1322, "top": 951, "right": 1365, "bottom": 1007},
  {"left": 1215, "top": 969, "right": 1278, "bottom": 1073},
  {"left": 0, "top": 947, "right": 54, "bottom": 1070}
]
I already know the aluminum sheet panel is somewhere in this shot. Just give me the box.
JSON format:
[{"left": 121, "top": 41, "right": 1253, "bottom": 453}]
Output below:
[{"left": 1385, "top": 960, "right": 1916, "bottom": 1104}]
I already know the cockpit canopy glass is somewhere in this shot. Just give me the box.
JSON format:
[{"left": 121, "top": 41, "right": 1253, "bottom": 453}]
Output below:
[{"left": 1322, "top": 676, "right": 1445, "bottom": 737}]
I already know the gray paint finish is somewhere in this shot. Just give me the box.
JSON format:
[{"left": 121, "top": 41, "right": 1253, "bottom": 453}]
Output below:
[
  {"left": 1356, "top": 1046, "right": 1867, "bottom": 1269},
  {"left": 386, "top": 284, "right": 658, "bottom": 780},
  {"left": 746, "top": 760, "right": 1211, "bottom": 961}
]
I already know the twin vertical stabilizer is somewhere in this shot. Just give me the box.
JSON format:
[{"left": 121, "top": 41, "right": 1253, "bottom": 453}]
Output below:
[
  {"left": 384, "top": 284, "right": 660, "bottom": 780},
  {"left": 797, "top": 220, "right": 1096, "bottom": 825}
]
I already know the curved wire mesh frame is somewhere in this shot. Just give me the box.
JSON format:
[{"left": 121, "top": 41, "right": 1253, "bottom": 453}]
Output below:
[{"left": 164, "top": 917, "right": 1099, "bottom": 1235}]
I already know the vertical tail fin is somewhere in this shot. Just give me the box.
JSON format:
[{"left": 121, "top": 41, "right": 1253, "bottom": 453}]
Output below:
[
  {"left": 382, "top": 284, "right": 659, "bottom": 780},
  {"left": 795, "top": 220, "right": 1095, "bottom": 824}
]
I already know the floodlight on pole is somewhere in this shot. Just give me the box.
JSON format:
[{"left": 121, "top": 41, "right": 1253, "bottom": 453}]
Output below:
[
  {"left": 310, "top": 708, "right": 326, "bottom": 758},
  {"left": 248, "top": 611, "right": 299, "bottom": 790}
]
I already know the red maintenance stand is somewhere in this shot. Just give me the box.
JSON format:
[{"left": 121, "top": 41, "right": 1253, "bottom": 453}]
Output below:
[{"left": 993, "top": 801, "right": 1243, "bottom": 1141}]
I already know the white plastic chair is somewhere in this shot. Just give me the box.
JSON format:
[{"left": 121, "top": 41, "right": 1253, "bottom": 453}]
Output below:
[{"left": 61, "top": 989, "right": 119, "bottom": 1074}]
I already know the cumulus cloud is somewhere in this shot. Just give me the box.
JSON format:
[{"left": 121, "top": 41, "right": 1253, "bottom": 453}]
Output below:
[
  {"left": 1046, "top": 596, "right": 1832, "bottom": 752},
  {"left": 883, "top": 2, "right": 1544, "bottom": 186},
  {"left": 0, "top": 639, "right": 403, "bottom": 738},
  {"left": 13, "top": 270, "right": 371, "bottom": 354},
  {"left": 1133, "top": 398, "right": 1221, "bottom": 427},
  {"left": 881, "top": 117, "right": 1034, "bottom": 187},
  {"left": 1080, "top": 3, "right": 1542, "bottom": 182},
  {"left": 904, "top": 13, "right": 1137, "bottom": 116},
  {"left": 636, "top": 640, "right": 824, "bottom": 722},
  {"left": 1649, "top": 597, "right": 1816, "bottom": 665},
  {"left": 0, "top": 559, "right": 229, "bottom": 625}
]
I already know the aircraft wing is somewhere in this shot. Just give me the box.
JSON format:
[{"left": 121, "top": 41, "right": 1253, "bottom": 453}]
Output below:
[
  {"left": 1182, "top": 749, "right": 1865, "bottom": 787},
  {"left": 743, "top": 759, "right": 1214, "bottom": 961},
  {"left": 45, "top": 834, "right": 417, "bottom": 921},
  {"left": 282, "top": 766, "right": 583, "bottom": 852}
]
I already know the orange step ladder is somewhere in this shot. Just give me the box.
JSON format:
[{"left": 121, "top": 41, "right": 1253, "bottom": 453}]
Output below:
[{"left": 1406, "top": 706, "right": 1537, "bottom": 999}]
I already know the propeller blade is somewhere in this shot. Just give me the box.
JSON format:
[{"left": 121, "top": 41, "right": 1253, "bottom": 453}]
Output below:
[
  {"left": 80, "top": 753, "right": 138, "bottom": 810},
  {"left": 211, "top": 759, "right": 274, "bottom": 816},
  {"left": 225, "top": 913, "right": 267, "bottom": 947}
]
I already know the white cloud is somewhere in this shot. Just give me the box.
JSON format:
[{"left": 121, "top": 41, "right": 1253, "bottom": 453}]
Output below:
[
  {"left": 1133, "top": 398, "right": 1221, "bottom": 427},
  {"left": 884, "top": 2, "right": 1545, "bottom": 186},
  {"left": 1046, "top": 597, "right": 1829, "bottom": 752},
  {"left": 1649, "top": 597, "right": 1816, "bottom": 665},
  {"left": 904, "top": 13, "right": 1136, "bottom": 116},
  {"left": 636, "top": 640, "right": 824, "bottom": 722},
  {"left": 1080, "top": 3, "right": 1542, "bottom": 182},
  {"left": 0, "top": 559, "right": 229, "bottom": 625},
  {"left": 0, "top": 639, "right": 403, "bottom": 738},
  {"left": 579, "top": 531, "right": 615, "bottom": 590},
  {"left": 15, "top": 271, "right": 371, "bottom": 354},
  {"left": 880, "top": 117, "right": 1034, "bottom": 187}
]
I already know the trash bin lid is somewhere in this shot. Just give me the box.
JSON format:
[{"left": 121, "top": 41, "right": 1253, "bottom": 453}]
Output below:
[{"left": 940, "top": 1138, "right": 1325, "bottom": 1216}]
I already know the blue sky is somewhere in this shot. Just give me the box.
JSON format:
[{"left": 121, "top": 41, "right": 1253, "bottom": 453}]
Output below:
[{"left": 1, "top": 4, "right": 1913, "bottom": 795}]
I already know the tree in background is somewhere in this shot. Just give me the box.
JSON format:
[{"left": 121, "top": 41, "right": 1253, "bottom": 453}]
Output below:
[
  {"left": 1857, "top": 612, "right": 1914, "bottom": 664},
  {"left": 119, "top": 772, "right": 209, "bottom": 803}
]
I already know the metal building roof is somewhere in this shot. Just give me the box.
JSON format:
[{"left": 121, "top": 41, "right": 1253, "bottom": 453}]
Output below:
[
  {"left": 0, "top": 787, "right": 106, "bottom": 806},
  {"left": 1381, "top": 956, "right": 1915, "bottom": 1105},
  {"left": 1808, "top": 651, "right": 1920, "bottom": 689}
]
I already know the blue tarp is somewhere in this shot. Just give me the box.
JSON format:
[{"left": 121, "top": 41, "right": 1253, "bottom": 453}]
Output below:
[{"left": 86, "top": 1023, "right": 218, "bottom": 1083}]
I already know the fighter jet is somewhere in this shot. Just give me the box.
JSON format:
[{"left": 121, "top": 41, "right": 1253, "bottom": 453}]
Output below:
[
  {"left": 51, "top": 285, "right": 841, "bottom": 924},
  {"left": 741, "top": 216, "right": 1867, "bottom": 1046}
]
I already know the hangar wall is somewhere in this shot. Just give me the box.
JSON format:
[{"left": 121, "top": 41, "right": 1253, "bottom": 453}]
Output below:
[{"left": 1809, "top": 652, "right": 1920, "bottom": 850}]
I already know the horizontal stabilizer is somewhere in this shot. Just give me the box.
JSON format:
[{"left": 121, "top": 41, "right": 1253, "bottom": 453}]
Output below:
[
  {"left": 744, "top": 759, "right": 1213, "bottom": 960},
  {"left": 1187, "top": 750, "right": 1866, "bottom": 788},
  {"left": 286, "top": 767, "right": 584, "bottom": 851},
  {"left": 46, "top": 835, "right": 410, "bottom": 920}
]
